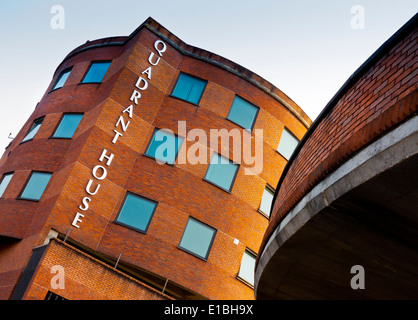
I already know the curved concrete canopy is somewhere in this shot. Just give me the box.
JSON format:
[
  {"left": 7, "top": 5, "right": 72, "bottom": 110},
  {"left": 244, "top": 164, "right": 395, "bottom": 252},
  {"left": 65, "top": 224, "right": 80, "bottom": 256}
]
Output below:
[{"left": 255, "top": 115, "right": 418, "bottom": 299}]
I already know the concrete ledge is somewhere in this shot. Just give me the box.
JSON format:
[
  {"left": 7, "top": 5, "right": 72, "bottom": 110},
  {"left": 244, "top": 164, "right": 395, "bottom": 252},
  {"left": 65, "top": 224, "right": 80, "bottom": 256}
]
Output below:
[{"left": 255, "top": 114, "right": 418, "bottom": 297}]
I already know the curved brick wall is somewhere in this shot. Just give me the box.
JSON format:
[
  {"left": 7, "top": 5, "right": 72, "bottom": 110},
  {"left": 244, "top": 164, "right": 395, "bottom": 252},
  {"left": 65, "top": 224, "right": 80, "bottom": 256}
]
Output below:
[
  {"left": 259, "top": 14, "right": 417, "bottom": 259},
  {"left": 0, "top": 18, "right": 310, "bottom": 300}
]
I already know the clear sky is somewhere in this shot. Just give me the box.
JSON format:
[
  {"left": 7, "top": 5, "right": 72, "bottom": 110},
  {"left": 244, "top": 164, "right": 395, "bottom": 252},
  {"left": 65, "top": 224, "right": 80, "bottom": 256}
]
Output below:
[{"left": 0, "top": 0, "right": 416, "bottom": 151}]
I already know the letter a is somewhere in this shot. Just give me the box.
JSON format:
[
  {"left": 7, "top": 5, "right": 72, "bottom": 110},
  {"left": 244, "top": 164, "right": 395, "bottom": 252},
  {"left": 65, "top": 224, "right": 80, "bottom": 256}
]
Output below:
[
  {"left": 351, "top": 5, "right": 365, "bottom": 30},
  {"left": 50, "top": 5, "right": 65, "bottom": 30},
  {"left": 50, "top": 265, "right": 65, "bottom": 289},
  {"left": 350, "top": 265, "right": 365, "bottom": 289}
]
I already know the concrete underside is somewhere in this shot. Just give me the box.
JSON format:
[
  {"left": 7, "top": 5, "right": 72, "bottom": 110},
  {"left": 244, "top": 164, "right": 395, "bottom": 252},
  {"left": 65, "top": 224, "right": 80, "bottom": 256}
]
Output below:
[{"left": 255, "top": 116, "right": 418, "bottom": 300}]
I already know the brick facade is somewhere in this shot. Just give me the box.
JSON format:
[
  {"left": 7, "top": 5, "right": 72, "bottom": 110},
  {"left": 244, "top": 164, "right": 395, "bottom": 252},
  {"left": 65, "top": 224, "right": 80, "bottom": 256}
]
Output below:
[
  {"left": 25, "top": 239, "right": 171, "bottom": 300},
  {"left": 0, "top": 18, "right": 310, "bottom": 300}
]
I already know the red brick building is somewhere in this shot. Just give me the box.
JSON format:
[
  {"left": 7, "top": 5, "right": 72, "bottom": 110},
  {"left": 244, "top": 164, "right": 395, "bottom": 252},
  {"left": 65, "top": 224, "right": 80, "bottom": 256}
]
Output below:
[
  {"left": 0, "top": 17, "right": 310, "bottom": 300},
  {"left": 256, "top": 13, "right": 417, "bottom": 299}
]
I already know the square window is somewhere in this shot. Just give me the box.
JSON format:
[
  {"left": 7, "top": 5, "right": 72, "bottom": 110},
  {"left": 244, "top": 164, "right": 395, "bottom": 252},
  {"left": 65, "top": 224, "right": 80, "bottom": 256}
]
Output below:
[
  {"left": 277, "top": 128, "right": 299, "bottom": 160},
  {"left": 237, "top": 250, "right": 256, "bottom": 287},
  {"left": 115, "top": 193, "right": 157, "bottom": 233},
  {"left": 21, "top": 118, "right": 44, "bottom": 143},
  {"left": 178, "top": 217, "right": 216, "bottom": 260},
  {"left": 81, "top": 61, "right": 111, "bottom": 83},
  {"left": 259, "top": 186, "right": 274, "bottom": 218},
  {"left": 145, "top": 129, "right": 184, "bottom": 165},
  {"left": 52, "top": 114, "right": 83, "bottom": 139},
  {"left": 171, "top": 73, "right": 207, "bottom": 105},
  {"left": 0, "top": 173, "right": 13, "bottom": 198},
  {"left": 52, "top": 68, "right": 72, "bottom": 90},
  {"left": 204, "top": 153, "right": 239, "bottom": 192},
  {"left": 226, "top": 96, "right": 259, "bottom": 131},
  {"left": 19, "top": 172, "right": 52, "bottom": 201}
]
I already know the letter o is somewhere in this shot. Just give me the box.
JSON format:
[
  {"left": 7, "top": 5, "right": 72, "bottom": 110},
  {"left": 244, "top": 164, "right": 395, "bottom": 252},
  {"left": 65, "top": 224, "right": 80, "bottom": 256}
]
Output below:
[
  {"left": 154, "top": 40, "right": 167, "bottom": 56},
  {"left": 92, "top": 165, "right": 107, "bottom": 180}
]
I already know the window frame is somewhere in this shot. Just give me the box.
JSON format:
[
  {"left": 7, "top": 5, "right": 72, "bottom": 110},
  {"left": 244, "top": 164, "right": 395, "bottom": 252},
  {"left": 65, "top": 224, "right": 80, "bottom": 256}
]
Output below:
[
  {"left": 258, "top": 184, "right": 275, "bottom": 219},
  {"left": 20, "top": 117, "right": 45, "bottom": 144},
  {"left": 203, "top": 152, "right": 239, "bottom": 193},
  {"left": 236, "top": 248, "right": 257, "bottom": 288},
  {"left": 17, "top": 171, "right": 52, "bottom": 202},
  {"left": 51, "top": 67, "right": 72, "bottom": 91},
  {"left": 143, "top": 128, "right": 184, "bottom": 166},
  {"left": 80, "top": 60, "right": 112, "bottom": 84},
  {"left": 226, "top": 95, "right": 260, "bottom": 132},
  {"left": 0, "top": 172, "right": 14, "bottom": 198},
  {"left": 178, "top": 216, "right": 217, "bottom": 261},
  {"left": 114, "top": 192, "right": 158, "bottom": 234},
  {"left": 169, "top": 72, "right": 208, "bottom": 106},
  {"left": 50, "top": 113, "right": 83, "bottom": 139}
]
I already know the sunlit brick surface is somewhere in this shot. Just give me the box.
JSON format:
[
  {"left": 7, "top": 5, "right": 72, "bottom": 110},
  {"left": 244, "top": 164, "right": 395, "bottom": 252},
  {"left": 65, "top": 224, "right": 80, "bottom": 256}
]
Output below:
[
  {"left": 260, "top": 19, "right": 417, "bottom": 258},
  {"left": 0, "top": 18, "right": 310, "bottom": 300}
]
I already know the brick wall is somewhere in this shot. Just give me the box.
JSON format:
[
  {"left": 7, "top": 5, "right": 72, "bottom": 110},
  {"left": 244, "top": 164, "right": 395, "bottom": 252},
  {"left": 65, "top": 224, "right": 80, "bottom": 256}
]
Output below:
[
  {"left": 0, "top": 18, "right": 310, "bottom": 300},
  {"left": 261, "top": 18, "right": 417, "bottom": 256},
  {"left": 24, "top": 239, "right": 170, "bottom": 300}
]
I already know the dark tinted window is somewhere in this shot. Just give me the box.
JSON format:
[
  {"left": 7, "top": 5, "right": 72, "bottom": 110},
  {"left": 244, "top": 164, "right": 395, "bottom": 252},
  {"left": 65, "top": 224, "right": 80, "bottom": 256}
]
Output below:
[
  {"left": 115, "top": 193, "right": 157, "bottom": 233},
  {"left": 20, "top": 172, "right": 52, "bottom": 201},
  {"left": 52, "top": 114, "right": 83, "bottom": 138},
  {"left": 178, "top": 217, "right": 216, "bottom": 260},
  {"left": 81, "top": 61, "right": 111, "bottom": 83},
  {"left": 171, "top": 73, "right": 207, "bottom": 105},
  {"left": 226, "top": 96, "right": 259, "bottom": 131}
]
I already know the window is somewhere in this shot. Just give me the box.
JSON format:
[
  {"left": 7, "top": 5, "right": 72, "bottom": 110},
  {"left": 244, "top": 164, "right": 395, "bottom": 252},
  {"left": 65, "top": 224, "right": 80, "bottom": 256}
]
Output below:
[
  {"left": 19, "top": 172, "right": 52, "bottom": 201},
  {"left": 115, "top": 193, "right": 157, "bottom": 233},
  {"left": 144, "top": 129, "right": 184, "bottom": 165},
  {"left": 204, "top": 153, "right": 239, "bottom": 192},
  {"left": 52, "top": 114, "right": 83, "bottom": 139},
  {"left": 277, "top": 128, "right": 299, "bottom": 160},
  {"left": 178, "top": 217, "right": 216, "bottom": 260},
  {"left": 81, "top": 61, "right": 111, "bottom": 83},
  {"left": 21, "top": 118, "right": 44, "bottom": 143},
  {"left": 52, "top": 68, "right": 72, "bottom": 90},
  {"left": 171, "top": 73, "right": 207, "bottom": 105},
  {"left": 237, "top": 250, "right": 256, "bottom": 287},
  {"left": 259, "top": 186, "right": 274, "bottom": 218},
  {"left": 0, "top": 173, "right": 13, "bottom": 198},
  {"left": 226, "top": 96, "right": 259, "bottom": 131}
]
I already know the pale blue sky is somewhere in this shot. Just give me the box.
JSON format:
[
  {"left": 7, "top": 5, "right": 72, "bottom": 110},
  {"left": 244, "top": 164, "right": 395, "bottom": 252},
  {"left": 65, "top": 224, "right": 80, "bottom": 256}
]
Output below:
[{"left": 0, "top": 0, "right": 416, "bottom": 150}]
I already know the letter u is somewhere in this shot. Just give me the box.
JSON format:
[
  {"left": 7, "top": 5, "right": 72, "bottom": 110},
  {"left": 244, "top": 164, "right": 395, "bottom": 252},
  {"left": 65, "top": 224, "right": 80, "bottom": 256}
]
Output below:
[
  {"left": 148, "top": 52, "right": 160, "bottom": 66},
  {"left": 86, "top": 179, "right": 100, "bottom": 195}
]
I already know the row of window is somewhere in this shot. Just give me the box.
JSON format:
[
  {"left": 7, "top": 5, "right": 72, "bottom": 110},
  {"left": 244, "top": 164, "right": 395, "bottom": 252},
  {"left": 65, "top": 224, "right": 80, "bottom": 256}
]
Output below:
[
  {"left": 144, "top": 127, "right": 276, "bottom": 217},
  {"left": 22, "top": 114, "right": 83, "bottom": 143},
  {"left": 144, "top": 128, "right": 239, "bottom": 193},
  {"left": 0, "top": 171, "right": 51, "bottom": 201},
  {"left": 108, "top": 191, "right": 256, "bottom": 286},
  {"left": 17, "top": 113, "right": 273, "bottom": 216},
  {"left": 172, "top": 73, "right": 260, "bottom": 131},
  {"left": 170, "top": 72, "right": 299, "bottom": 161},
  {"left": 52, "top": 61, "right": 111, "bottom": 91},
  {"left": 52, "top": 62, "right": 299, "bottom": 161},
  {"left": 0, "top": 171, "right": 256, "bottom": 286}
]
